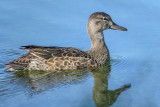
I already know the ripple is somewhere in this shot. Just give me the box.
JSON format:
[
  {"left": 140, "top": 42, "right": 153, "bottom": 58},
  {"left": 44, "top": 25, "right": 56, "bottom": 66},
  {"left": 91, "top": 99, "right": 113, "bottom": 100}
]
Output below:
[
  {"left": 0, "top": 48, "right": 24, "bottom": 64},
  {"left": 0, "top": 63, "right": 5, "bottom": 68},
  {"left": 0, "top": 49, "right": 22, "bottom": 70},
  {"left": 0, "top": 74, "right": 25, "bottom": 98},
  {"left": 111, "top": 55, "right": 127, "bottom": 69}
]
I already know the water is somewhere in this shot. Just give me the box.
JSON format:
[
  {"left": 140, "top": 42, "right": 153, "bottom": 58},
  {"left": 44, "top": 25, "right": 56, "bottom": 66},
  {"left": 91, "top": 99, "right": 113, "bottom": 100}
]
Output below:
[{"left": 0, "top": 0, "right": 160, "bottom": 107}]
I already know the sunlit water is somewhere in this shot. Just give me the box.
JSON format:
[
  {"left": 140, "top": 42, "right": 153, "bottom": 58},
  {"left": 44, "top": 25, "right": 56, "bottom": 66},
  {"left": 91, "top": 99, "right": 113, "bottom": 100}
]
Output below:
[{"left": 0, "top": 0, "right": 160, "bottom": 107}]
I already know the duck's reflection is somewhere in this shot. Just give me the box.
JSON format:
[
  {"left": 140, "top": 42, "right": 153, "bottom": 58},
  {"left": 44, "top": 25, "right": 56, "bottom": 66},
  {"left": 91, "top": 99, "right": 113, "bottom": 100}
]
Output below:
[
  {"left": 13, "top": 63, "right": 130, "bottom": 106},
  {"left": 13, "top": 69, "right": 90, "bottom": 94},
  {"left": 90, "top": 64, "right": 131, "bottom": 107}
]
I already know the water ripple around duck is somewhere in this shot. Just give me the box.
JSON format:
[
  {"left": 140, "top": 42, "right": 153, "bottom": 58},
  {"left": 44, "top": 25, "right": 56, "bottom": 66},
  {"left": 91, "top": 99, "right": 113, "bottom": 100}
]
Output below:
[{"left": 111, "top": 55, "right": 127, "bottom": 69}]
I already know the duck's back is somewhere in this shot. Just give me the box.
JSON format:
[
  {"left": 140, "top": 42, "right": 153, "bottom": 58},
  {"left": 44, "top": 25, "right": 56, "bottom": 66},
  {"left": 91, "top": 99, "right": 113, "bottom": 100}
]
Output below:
[{"left": 5, "top": 45, "right": 97, "bottom": 71}]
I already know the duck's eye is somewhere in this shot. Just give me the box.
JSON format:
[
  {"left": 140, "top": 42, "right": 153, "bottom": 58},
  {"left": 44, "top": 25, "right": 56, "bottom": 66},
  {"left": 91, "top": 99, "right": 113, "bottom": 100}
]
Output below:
[{"left": 103, "top": 17, "right": 108, "bottom": 21}]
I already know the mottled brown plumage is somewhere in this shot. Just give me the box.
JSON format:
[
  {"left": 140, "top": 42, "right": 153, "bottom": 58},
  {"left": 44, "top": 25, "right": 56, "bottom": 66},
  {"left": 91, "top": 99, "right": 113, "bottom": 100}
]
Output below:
[{"left": 5, "top": 12, "right": 127, "bottom": 71}]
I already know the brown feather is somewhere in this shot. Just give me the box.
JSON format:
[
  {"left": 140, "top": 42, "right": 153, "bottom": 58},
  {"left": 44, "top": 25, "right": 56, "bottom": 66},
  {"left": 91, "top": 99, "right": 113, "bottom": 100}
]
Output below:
[{"left": 5, "top": 45, "right": 95, "bottom": 71}]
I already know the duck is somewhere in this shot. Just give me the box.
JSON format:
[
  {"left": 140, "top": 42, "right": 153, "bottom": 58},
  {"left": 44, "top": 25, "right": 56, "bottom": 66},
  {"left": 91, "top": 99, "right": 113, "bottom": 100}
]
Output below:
[{"left": 5, "top": 12, "right": 127, "bottom": 71}]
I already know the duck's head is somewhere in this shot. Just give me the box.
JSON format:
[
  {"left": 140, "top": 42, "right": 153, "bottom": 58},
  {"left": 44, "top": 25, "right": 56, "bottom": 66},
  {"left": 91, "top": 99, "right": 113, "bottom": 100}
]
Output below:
[{"left": 87, "top": 12, "right": 127, "bottom": 34}]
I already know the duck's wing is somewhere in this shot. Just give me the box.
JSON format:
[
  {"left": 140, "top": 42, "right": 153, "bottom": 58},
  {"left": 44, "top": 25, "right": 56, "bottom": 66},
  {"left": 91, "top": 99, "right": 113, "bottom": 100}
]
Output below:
[
  {"left": 20, "top": 45, "right": 91, "bottom": 59},
  {"left": 5, "top": 45, "right": 92, "bottom": 71}
]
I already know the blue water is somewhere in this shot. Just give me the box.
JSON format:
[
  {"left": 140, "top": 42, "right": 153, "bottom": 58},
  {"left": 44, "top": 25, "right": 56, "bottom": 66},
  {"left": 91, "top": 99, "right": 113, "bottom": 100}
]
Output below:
[{"left": 0, "top": 0, "right": 160, "bottom": 107}]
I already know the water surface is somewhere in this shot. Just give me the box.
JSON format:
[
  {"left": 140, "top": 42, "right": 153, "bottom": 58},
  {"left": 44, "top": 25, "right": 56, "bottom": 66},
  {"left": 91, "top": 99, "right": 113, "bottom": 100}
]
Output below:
[{"left": 0, "top": 0, "right": 160, "bottom": 107}]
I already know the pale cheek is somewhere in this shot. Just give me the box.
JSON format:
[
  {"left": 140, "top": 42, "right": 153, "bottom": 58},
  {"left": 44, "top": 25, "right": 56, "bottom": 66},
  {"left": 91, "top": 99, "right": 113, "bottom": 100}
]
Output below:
[{"left": 103, "top": 24, "right": 109, "bottom": 30}]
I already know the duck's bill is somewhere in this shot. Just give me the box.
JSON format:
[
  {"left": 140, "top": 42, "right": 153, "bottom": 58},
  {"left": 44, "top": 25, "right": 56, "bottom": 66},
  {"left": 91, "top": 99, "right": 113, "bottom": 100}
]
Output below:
[{"left": 110, "top": 23, "right": 127, "bottom": 31}]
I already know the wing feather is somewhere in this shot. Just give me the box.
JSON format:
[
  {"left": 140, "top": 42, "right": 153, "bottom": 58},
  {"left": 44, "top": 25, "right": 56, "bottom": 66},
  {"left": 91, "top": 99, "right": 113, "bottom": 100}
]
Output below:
[
  {"left": 5, "top": 45, "right": 92, "bottom": 69},
  {"left": 20, "top": 45, "right": 91, "bottom": 59}
]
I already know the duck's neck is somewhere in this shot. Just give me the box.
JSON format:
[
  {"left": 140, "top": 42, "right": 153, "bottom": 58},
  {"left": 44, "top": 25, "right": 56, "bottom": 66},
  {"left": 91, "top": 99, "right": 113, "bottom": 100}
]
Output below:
[
  {"left": 87, "top": 30, "right": 110, "bottom": 64},
  {"left": 89, "top": 31, "right": 107, "bottom": 50}
]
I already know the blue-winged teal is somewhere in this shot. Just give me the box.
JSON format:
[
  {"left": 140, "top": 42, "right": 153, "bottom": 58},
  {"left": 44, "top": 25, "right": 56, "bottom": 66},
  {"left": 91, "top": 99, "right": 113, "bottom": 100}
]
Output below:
[{"left": 5, "top": 12, "right": 127, "bottom": 71}]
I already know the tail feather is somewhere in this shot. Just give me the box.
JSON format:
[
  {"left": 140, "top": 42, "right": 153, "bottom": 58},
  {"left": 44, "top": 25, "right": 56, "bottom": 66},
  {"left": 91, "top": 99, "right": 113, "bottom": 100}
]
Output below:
[
  {"left": 4, "top": 53, "right": 35, "bottom": 71},
  {"left": 5, "top": 62, "right": 27, "bottom": 71},
  {"left": 5, "top": 67, "right": 16, "bottom": 72}
]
